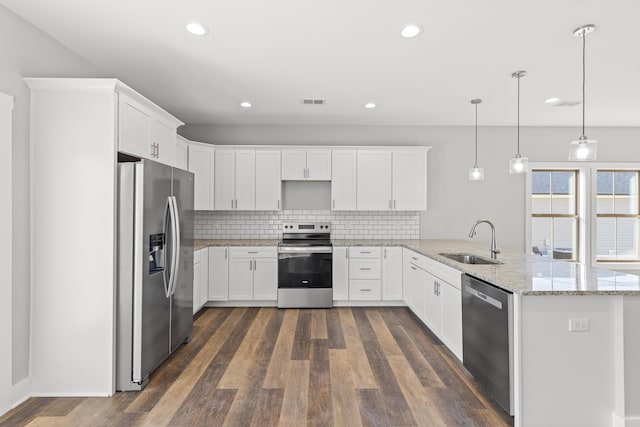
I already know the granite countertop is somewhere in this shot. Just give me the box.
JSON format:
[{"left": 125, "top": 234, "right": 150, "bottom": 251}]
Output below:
[
  {"left": 194, "top": 239, "right": 280, "bottom": 251},
  {"left": 195, "top": 238, "right": 640, "bottom": 296}
]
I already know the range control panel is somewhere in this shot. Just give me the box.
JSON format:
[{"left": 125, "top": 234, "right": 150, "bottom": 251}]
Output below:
[{"left": 282, "top": 223, "right": 331, "bottom": 233}]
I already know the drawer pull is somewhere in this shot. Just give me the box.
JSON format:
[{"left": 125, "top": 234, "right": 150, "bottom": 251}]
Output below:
[
  {"left": 360, "top": 251, "right": 371, "bottom": 254},
  {"left": 411, "top": 256, "right": 418, "bottom": 261},
  {"left": 248, "top": 251, "right": 259, "bottom": 254},
  {"left": 361, "top": 289, "right": 372, "bottom": 292},
  {"left": 360, "top": 267, "right": 372, "bottom": 271}
]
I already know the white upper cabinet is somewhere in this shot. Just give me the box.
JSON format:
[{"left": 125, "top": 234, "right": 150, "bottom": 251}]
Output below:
[
  {"left": 357, "top": 150, "right": 392, "bottom": 210},
  {"left": 393, "top": 149, "right": 428, "bottom": 211},
  {"left": 188, "top": 141, "right": 215, "bottom": 211},
  {"left": 117, "top": 92, "right": 180, "bottom": 166},
  {"left": 255, "top": 150, "right": 282, "bottom": 210},
  {"left": 356, "top": 148, "right": 429, "bottom": 211},
  {"left": 234, "top": 150, "right": 256, "bottom": 210},
  {"left": 175, "top": 135, "right": 188, "bottom": 170},
  {"left": 331, "top": 150, "right": 357, "bottom": 210},
  {"left": 214, "top": 149, "right": 255, "bottom": 210},
  {"left": 281, "top": 149, "right": 331, "bottom": 180}
]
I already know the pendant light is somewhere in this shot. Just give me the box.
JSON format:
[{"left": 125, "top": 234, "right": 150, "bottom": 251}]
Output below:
[
  {"left": 509, "top": 71, "right": 528, "bottom": 173},
  {"left": 469, "top": 99, "right": 484, "bottom": 181},
  {"left": 569, "top": 24, "right": 597, "bottom": 161}
]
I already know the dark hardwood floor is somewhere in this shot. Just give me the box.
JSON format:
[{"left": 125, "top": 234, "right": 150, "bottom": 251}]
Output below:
[{"left": 0, "top": 307, "right": 514, "bottom": 426}]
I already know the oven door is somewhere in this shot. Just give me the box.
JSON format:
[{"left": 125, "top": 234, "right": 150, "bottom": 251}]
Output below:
[{"left": 278, "top": 252, "right": 333, "bottom": 289}]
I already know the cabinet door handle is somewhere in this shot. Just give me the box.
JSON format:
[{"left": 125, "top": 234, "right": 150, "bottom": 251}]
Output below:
[
  {"left": 249, "top": 260, "right": 253, "bottom": 270},
  {"left": 277, "top": 199, "right": 280, "bottom": 209},
  {"left": 394, "top": 200, "right": 396, "bottom": 209},
  {"left": 157, "top": 143, "right": 160, "bottom": 158},
  {"left": 384, "top": 249, "right": 387, "bottom": 259},
  {"left": 253, "top": 259, "right": 257, "bottom": 270},
  {"left": 225, "top": 248, "right": 227, "bottom": 259},
  {"left": 389, "top": 200, "right": 392, "bottom": 209},
  {"left": 333, "top": 199, "right": 335, "bottom": 209},
  {"left": 346, "top": 250, "right": 349, "bottom": 259}
]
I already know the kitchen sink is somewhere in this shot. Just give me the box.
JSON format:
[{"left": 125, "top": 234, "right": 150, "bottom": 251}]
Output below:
[{"left": 439, "top": 253, "right": 502, "bottom": 265}]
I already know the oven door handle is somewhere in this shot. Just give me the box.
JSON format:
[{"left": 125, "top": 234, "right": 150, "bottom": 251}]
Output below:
[{"left": 278, "top": 247, "right": 333, "bottom": 254}]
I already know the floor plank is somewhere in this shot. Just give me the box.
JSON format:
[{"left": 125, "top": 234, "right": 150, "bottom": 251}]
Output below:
[{"left": 1, "top": 307, "right": 513, "bottom": 427}]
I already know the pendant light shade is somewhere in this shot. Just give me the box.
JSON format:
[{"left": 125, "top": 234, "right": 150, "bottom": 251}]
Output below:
[
  {"left": 509, "top": 71, "right": 528, "bottom": 174},
  {"left": 469, "top": 99, "right": 485, "bottom": 181},
  {"left": 569, "top": 24, "right": 597, "bottom": 161}
]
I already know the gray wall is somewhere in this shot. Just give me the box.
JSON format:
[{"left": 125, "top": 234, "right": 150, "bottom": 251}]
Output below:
[
  {"left": 182, "top": 124, "right": 640, "bottom": 252},
  {"left": 0, "top": 5, "right": 104, "bottom": 384}
]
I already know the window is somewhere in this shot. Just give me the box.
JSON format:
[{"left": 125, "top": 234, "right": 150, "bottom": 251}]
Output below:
[
  {"left": 527, "top": 163, "right": 640, "bottom": 269},
  {"left": 530, "top": 170, "right": 579, "bottom": 261},
  {"left": 596, "top": 170, "right": 640, "bottom": 262}
]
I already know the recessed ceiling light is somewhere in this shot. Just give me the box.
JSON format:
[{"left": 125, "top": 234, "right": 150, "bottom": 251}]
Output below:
[
  {"left": 364, "top": 102, "right": 376, "bottom": 109},
  {"left": 401, "top": 24, "right": 422, "bottom": 38},
  {"left": 240, "top": 101, "right": 252, "bottom": 108},
  {"left": 545, "top": 97, "right": 560, "bottom": 104},
  {"left": 186, "top": 22, "right": 208, "bottom": 36}
]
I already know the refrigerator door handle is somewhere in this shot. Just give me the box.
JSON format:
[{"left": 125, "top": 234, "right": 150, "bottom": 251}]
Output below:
[
  {"left": 162, "top": 197, "right": 173, "bottom": 298},
  {"left": 170, "top": 196, "right": 181, "bottom": 296}
]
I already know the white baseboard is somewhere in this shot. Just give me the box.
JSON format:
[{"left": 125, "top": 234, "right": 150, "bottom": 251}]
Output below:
[
  {"left": 333, "top": 300, "right": 406, "bottom": 307},
  {"left": 204, "top": 301, "right": 278, "bottom": 308},
  {"left": 11, "top": 376, "right": 31, "bottom": 408},
  {"left": 30, "top": 391, "right": 111, "bottom": 397},
  {"left": 613, "top": 412, "right": 640, "bottom": 427}
]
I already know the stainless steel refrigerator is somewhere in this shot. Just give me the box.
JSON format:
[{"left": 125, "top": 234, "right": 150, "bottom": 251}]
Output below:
[{"left": 116, "top": 159, "right": 194, "bottom": 391}]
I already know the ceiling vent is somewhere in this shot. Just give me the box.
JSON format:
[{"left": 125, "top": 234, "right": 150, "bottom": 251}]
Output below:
[
  {"left": 550, "top": 99, "right": 582, "bottom": 107},
  {"left": 302, "top": 98, "right": 325, "bottom": 105}
]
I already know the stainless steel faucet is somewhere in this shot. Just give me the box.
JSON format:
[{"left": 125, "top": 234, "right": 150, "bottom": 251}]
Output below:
[{"left": 468, "top": 219, "right": 500, "bottom": 259}]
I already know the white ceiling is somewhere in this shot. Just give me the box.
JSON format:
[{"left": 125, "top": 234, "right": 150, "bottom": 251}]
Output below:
[{"left": 2, "top": 0, "right": 640, "bottom": 127}]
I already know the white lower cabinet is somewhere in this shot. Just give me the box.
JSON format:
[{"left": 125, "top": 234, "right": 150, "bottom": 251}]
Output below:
[
  {"left": 228, "top": 247, "right": 277, "bottom": 300},
  {"left": 332, "top": 247, "right": 349, "bottom": 300},
  {"left": 193, "top": 248, "right": 209, "bottom": 314},
  {"left": 208, "top": 247, "right": 229, "bottom": 301},
  {"left": 403, "top": 249, "right": 462, "bottom": 360},
  {"left": 382, "top": 247, "right": 403, "bottom": 300}
]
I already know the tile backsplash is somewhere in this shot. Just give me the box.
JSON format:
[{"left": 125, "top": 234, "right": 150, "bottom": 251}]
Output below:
[{"left": 195, "top": 210, "right": 420, "bottom": 240}]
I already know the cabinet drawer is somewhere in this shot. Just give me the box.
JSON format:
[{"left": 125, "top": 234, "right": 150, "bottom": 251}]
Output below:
[
  {"left": 229, "top": 247, "right": 277, "bottom": 258},
  {"left": 404, "top": 249, "right": 430, "bottom": 271},
  {"left": 349, "top": 247, "right": 381, "bottom": 258},
  {"left": 349, "top": 259, "right": 381, "bottom": 279},
  {"left": 349, "top": 280, "right": 381, "bottom": 300}
]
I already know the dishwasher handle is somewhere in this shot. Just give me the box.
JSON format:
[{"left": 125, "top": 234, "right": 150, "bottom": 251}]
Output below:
[{"left": 465, "top": 285, "right": 503, "bottom": 310}]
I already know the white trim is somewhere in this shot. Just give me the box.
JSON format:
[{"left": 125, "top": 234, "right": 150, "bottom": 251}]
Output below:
[
  {"left": 333, "top": 300, "right": 406, "bottom": 307},
  {"left": 11, "top": 377, "right": 31, "bottom": 409},
  {"left": 613, "top": 412, "right": 640, "bottom": 427}
]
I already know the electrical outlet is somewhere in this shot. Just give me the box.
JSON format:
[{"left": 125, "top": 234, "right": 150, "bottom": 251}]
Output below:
[{"left": 569, "top": 318, "right": 590, "bottom": 332}]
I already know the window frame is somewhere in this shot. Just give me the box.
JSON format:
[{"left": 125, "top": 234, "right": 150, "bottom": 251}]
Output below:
[
  {"left": 526, "top": 164, "right": 585, "bottom": 263},
  {"left": 526, "top": 162, "right": 640, "bottom": 270},
  {"left": 590, "top": 164, "right": 640, "bottom": 267}
]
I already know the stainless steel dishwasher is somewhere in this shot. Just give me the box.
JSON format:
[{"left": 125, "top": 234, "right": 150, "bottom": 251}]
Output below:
[{"left": 462, "top": 274, "right": 514, "bottom": 416}]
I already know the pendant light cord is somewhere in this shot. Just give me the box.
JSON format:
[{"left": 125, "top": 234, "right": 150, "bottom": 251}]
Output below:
[
  {"left": 517, "top": 75, "right": 520, "bottom": 155},
  {"left": 581, "top": 31, "right": 586, "bottom": 138},
  {"left": 474, "top": 103, "right": 478, "bottom": 167}
]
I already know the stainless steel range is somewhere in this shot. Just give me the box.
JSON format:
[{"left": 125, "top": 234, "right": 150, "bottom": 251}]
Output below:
[{"left": 277, "top": 223, "right": 333, "bottom": 308}]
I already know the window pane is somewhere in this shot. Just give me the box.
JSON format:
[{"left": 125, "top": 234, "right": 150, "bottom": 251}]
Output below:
[
  {"left": 552, "top": 217, "right": 577, "bottom": 260},
  {"left": 531, "top": 172, "right": 551, "bottom": 214},
  {"left": 597, "top": 217, "right": 640, "bottom": 261},
  {"left": 551, "top": 172, "right": 576, "bottom": 214},
  {"left": 616, "top": 218, "right": 638, "bottom": 259},
  {"left": 597, "top": 217, "right": 615, "bottom": 258},
  {"left": 531, "top": 217, "right": 552, "bottom": 257},
  {"left": 613, "top": 172, "right": 638, "bottom": 215},
  {"left": 597, "top": 171, "right": 614, "bottom": 214}
]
